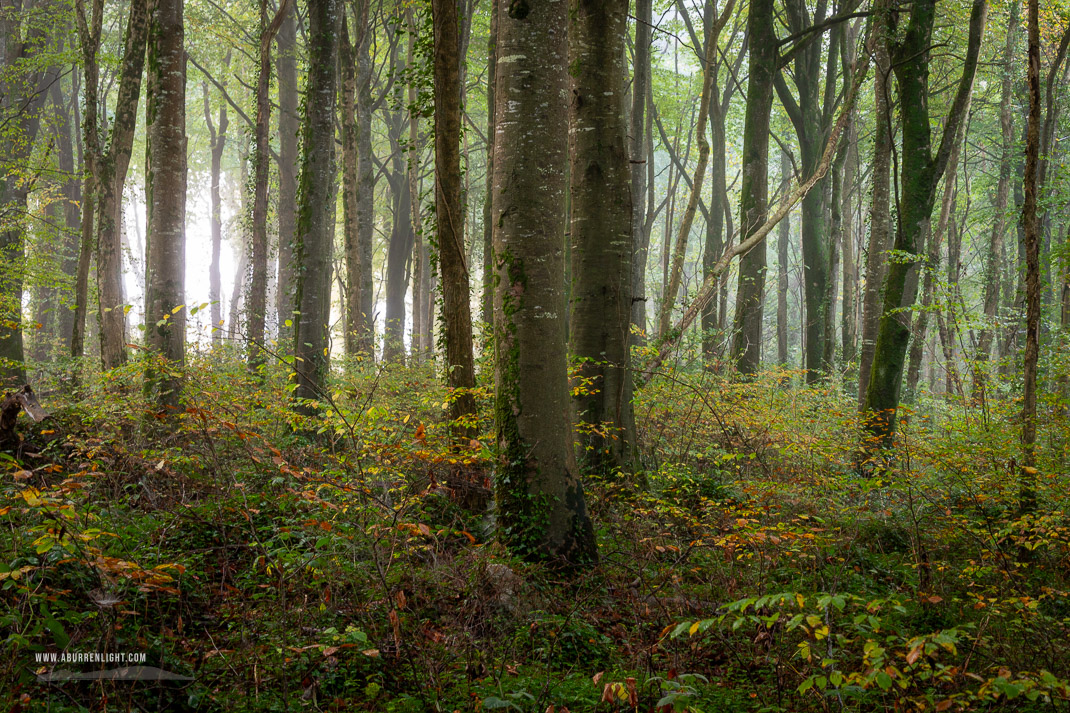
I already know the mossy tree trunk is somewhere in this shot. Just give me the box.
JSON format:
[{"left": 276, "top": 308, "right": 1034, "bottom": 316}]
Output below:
[
  {"left": 292, "top": 0, "right": 339, "bottom": 405},
  {"left": 491, "top": 0, "right": 596, "bottom": 567},
  {"left": 862, "top": 0, "right": 986, "bottom": 444},
  {"left": 96, "top": 0, "right": 148, "bottom": 372}
]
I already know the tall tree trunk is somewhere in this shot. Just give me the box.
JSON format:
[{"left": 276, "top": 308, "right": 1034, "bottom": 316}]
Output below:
[
  {"left": 355, "top": 16, "right": 375, "bottom": 356},
  {"left": 275, "top": 0, "right": 299, "bottom": 342},
  {"left": 202, "top": 54, "right": 230, "bottom": 350},
  {"left": 292, "top": 0, "right": 339, "bottom": 405},
  {"left": 974, "top": 6, "right": 1017, "bottom": 399},
  {"left": 1020, "top": 0, "right": 1041, "bottom": 512},
  {"left": 0, "top": 1, "right": 52, "bottom": 383},
  {"left": 407, "top": 9, "right": 429, "bottom": 363},
  {"left": 96, "top": 0, "right": 149, "bottom": 371},
  {"left": 776, "top": 150, "right": 791, "bottom": 366},
  {"left": 862, "top": 0, "right": 986, "bottom": 444},
  {"left": 731, "top": 0, "right": 776, "bottom": 374},
  {"left": 480, "top": 0, "right": 498, "bottom": 335},
  {"left": 492, "top": 0, "right": 596, "bottom": 567},
  {"left": 250, "top": 0, "right": 289, "bottom": 367},
  {"left": 41, "top": 75, "right": 81, "bottom": 354},
  {"left": 840, "top": 116, "right": 859, "bottom": 375},
  {"left": 657, "top": 0, "right": 734, "bottom": 340},
  {"left": 340, "top": 6, "right": 367, "bottom": 358},
  {"left": 773, "top": 0, "right": 841, "bottom": 382},
  {"left": 856, "top": 0, "right": 892, "bottom": 407},
  {"left": 630, "top": 0, "right": 652, "bottom": 347},
  {"left": 432, "top": 0, "right": 477, "bottom": 440},
  {"left": 568, "top": 0, "right": 636, "bottom": 473},
  {"left": 71, "top": 0, "right": 103, "bottom": 363},
  {"left": 383, "top": 30, "right": 413, "bottom": 363},
  {"left": 143, "top": 0, "right": 187, "bottom": 410}
]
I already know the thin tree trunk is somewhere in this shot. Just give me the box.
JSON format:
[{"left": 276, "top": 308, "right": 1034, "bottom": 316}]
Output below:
[
  {"left": 777, "top": 151, "right": 791, "bottom": 366},
  {"left": 657, "top": 0, "right": 734, "bottom": 340},
  {"left": 630, "top": 0, "right": 652, "bottom": 347},
  {"left": 202, "top": 53, "right": 230, "bottom": 350},
  {"left": 1020, "top": 0, "right": 1041, "bottom": 512},
  {"left": 340, "top": 5, "right": 368, "bottom": 358},
  {"left": 432, "top": 0, "right": 477, "bottom": 441},
  {"left": 276, "top": 0, "right": 299, "bottom": 341}
]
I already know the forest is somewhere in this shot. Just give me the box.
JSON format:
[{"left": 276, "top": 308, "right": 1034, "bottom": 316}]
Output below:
[{"left": 2, "top": 0, "right": 1070, "bottom": 708}]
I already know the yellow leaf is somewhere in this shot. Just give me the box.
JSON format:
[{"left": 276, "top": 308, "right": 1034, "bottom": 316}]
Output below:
[{"left": 689, "top": 621, "right": 700, "bottom": 636}]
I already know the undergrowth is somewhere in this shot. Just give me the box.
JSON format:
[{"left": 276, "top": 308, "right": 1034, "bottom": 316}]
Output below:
[{"left": 1, "top": 349, "right": 1068, "bottom": 712}]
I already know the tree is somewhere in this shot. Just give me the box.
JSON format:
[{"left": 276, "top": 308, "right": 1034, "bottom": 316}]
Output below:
[
  {"left": 568, "top": 0, "right": 636, "bottom": 472},
  {"left": 772, "top": 0, "right": 845, "bottom": 382},
  {"left": 292, "top": 0, "right": 339, "bottom": 405},
  {"left": 491, "top": 0, "right": 596, "bottom": 566},
  {"left": 629, "top": 0, "right": 652, "bottom": 345},
  {"left": 657, "top": 0, "right": 734, "bottom": 341},
  {"left": 862, "top": 0, "right": 987, "bottom": 444},
  {"left": 0, "top": 0, "right": 54, "bottom": 384},
  {"left": 143, "top": 0, "right": 187, "bottom": 410},
  {"left": 95, "top": 0, "right": 149, "bottom": 371},
  {"left": 973, "top": 4, "right": 1018, "bottom": 399},
  {"left": 730, "top": 0, "right": 777, "bottom": 374},
  {"left": 1020, "top": 0, "right": 1040, "bottom": 511},
  {"left": 202, "top": 52, "right": 230, "bottom": 350},
  {"left": 249, "top": 0, "right": 291, "bottom": 367},
  {"left": 275, "top": 0, "right": 299, "bottom": 342},
  {"left": 431, "top": 0, "right": 477, "bottom": 440}
]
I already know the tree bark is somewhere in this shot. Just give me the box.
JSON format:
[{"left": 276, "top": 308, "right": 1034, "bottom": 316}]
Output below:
[
  {"left": 657, "top": 0, "right": 734, "bottom": 340},
  {"left": 630, "top": 0, "right": 652, "bottom": 347},
  {"left": 432, "top": 0, "right": 478, "bottom": 441},
  {"left": 292, "top": 0, "right": 340, "bottom": 405},
  {"left": 568, "top": 0, "right": 635, "bottom": 473},
  {"left": 973, "top": 5, "right": 1018, "bottom": 399},
  {"left": 96, "top": 0, "right": 149, "bottom": 372},
  {"left": 340, "top": 6, "right": 368, "bottom": 358},
  {"left": 856, "top": 0, "right": 891, "bottom": 407},
  {"left": 480, "top": 0, "right": 498, "bottom": 335},
  {"left": 71, "top": 0, "right": 103, "bottom": 364},
  {"left": 275, "top": 0, "right": 299, "bottom": 342},
  {"left": 862, "top": 0, "right": 986, "bottom": 444},
  {"left": 730, "top": 0, "right": 777, "bottom": 374},
  {"left": 202, "top": 53, "right": 229, "bottom": 350},
  {"left": 1020, "top": 0, "right": 1041, "bottom": 512},
  {"left": 143, "top": 0, "right": 187, "bottom": 410},
  {"left": 776, "top": 150, "right": 791, "bottom": 366},
  {"left": 492, "top": 0, "right": 596, "bottom": 567},
  {"left": 249, "top": 0, "right": 290, "bottom": 368}
]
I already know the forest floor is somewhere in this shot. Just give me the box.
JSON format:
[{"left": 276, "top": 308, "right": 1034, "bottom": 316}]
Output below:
[{"left": 2, "top": 352, "right": 1069, "bottom": 712}]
